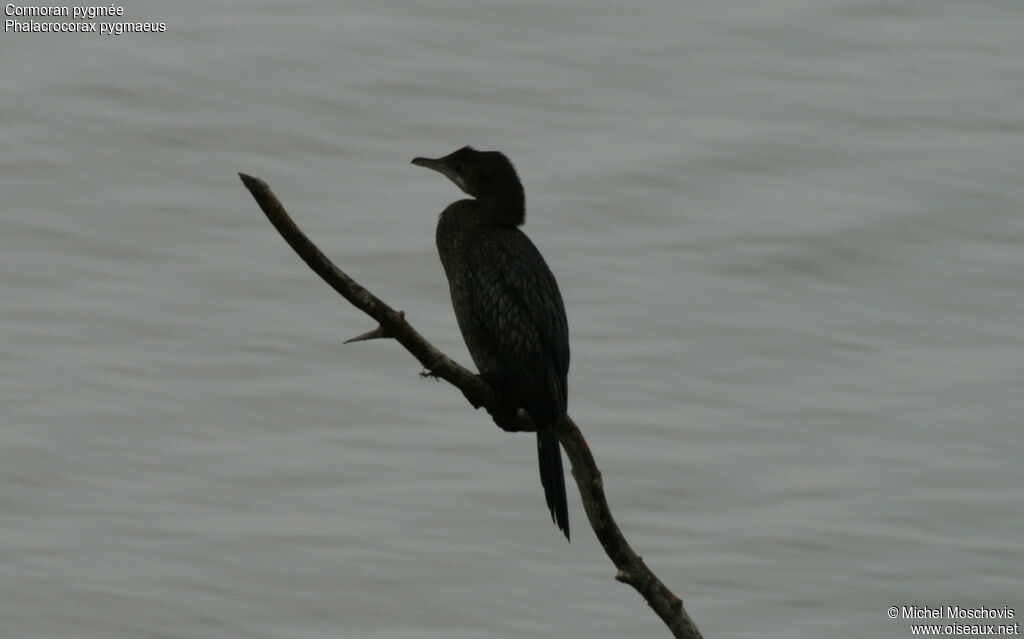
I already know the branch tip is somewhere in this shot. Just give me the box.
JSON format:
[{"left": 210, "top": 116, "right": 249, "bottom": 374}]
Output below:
[
  {"left": 344, "top": 325, "right": 392, "bottom": 344},
  {"left": 238, "top": 172, "right": 266, "bottom": 191}
]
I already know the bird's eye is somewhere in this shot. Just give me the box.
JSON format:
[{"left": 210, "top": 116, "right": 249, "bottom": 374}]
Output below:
[{"left": 452, "top": 162, "right": 464, "bottom": 173}]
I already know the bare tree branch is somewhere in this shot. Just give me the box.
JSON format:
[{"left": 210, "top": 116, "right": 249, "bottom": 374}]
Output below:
[{"left": 239, "top": 173, "right": 703, "bottom": 639}]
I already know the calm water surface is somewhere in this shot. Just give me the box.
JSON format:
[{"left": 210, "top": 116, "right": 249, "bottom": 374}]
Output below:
[{"left": 3, "top": 1, "right": 1022, "bottom": 637}]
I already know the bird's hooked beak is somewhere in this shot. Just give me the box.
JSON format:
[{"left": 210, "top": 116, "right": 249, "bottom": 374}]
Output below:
[
  {"left": 411, "top": 155, "right": 451, "bottom": 175},
  {"left": 412, "top": 155, "right": 466, "bottom": 192}
]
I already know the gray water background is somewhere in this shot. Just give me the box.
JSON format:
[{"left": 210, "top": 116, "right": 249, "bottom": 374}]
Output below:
[{"left": 3, "top": 1, "right": 1022, "bottom": 637}]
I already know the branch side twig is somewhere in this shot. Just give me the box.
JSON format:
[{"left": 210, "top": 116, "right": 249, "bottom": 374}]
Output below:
[{"left": 239, "top": 173, "right": 702, "bottom": 639}]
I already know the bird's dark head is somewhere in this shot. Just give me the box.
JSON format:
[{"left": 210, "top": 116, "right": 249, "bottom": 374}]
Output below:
[{"left": 412, "top": 146, "right": 525, "bottom": 225}]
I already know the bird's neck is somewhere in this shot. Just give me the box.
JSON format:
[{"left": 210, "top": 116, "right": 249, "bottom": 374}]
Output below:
[{"left": 477, "top": 184, "right": 525, "bottom": 227}]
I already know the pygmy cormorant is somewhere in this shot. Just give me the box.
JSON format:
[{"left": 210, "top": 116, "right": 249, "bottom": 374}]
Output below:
[{"left": 412, "top": 146, "right": 571, "bottom": 540}]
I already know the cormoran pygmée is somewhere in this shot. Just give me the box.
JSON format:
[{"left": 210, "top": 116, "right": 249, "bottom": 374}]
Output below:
[{"left": 412, "top": 147, "right": 571, "bottom": 540}]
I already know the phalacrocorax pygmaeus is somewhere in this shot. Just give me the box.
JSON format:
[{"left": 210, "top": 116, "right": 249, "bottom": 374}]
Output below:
[{"left": 412, "top": 146, "right": 571, "bottom": 540}]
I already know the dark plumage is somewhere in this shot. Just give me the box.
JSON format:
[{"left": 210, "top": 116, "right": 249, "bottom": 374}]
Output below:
[{"left": 412, "top": 146, "right": 571, "bottom": 540}]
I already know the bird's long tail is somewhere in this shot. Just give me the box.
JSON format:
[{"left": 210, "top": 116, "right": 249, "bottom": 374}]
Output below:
[{"left": 537, "top": 427, "right": 570, "bottom": 540}]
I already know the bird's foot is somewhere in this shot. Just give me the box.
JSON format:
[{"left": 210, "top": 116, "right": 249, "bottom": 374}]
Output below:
[{"left": 488, "top": 406, "right": 537, "bottom": 433}]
